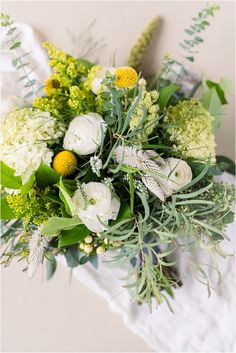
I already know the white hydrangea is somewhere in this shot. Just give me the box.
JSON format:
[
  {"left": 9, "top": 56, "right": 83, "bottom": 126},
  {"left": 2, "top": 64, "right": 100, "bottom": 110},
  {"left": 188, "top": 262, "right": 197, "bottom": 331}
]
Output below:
[{"left": 0, "top": 108, "right": 65, "bottom": 183}]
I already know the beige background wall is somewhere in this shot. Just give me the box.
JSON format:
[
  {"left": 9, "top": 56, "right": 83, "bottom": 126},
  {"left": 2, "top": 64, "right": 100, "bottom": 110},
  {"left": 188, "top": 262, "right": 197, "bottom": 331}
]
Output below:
[{"left": 1, "top": 1, "right": 235, "bottom": 352}]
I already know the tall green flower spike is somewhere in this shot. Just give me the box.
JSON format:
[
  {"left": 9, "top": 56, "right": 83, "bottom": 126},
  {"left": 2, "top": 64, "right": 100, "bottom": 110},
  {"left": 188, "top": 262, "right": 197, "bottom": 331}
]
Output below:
[{"left": 128, "top": 16, "right": 161, "bottom": 72}]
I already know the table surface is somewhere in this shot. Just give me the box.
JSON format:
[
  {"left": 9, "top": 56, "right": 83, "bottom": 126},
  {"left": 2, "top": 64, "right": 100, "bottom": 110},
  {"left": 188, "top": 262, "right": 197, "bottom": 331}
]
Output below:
[{"left": 1, "top": 1, "right": 235, "bottom": 352}]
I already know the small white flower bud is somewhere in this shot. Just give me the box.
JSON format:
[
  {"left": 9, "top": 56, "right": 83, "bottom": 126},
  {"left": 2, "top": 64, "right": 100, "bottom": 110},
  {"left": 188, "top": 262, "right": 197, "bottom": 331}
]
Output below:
[
  {"left": 79, "top": 243, "right": 85, "bottom": 250},
  {"left": 96, "top": 246, "right": 105, "bottom": 255},
  {"left": 84, "top": 235, "right": 93, "bottom": 244},
  {"left": 113, "top": 240, "right": 122, "bottom": 247},
  {"left": 138, "top": 78, "right": 147, "bottom": 90},
  {"left": 84, "top": 244, "right": 93, "bottom": 254},
  {"left": 104, "top": 238, "right": 109, "bottom": 245}
]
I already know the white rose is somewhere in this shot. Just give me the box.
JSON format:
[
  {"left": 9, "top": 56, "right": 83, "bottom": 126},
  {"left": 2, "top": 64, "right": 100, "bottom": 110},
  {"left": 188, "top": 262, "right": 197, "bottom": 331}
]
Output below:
[
  {"left": 72, "top": 182, "right": 120, "bottom": 233},
  {"left": 162, "top": 158, "right": 192, "bottom": 191},
  {"left": 63, "top": 113, "right": 107, "bottom": 155},
  {"left": 91, "top": 67, "right": 115, "bottom": 94}
]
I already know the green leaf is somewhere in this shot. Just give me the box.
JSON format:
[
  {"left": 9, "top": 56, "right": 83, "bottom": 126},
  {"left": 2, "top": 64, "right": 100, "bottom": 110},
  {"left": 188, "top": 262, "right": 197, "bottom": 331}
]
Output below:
[
  {"left": 206, "top": 80, "right": 227, "bottom": 104},
  {"left": 194, "top": 36, "right": 204, "bottom": 42},
  {"left": 158, "top": 84, "right": 180, "bottom": 109},
  {"left": 10, "top": 41, "right": 21, "bottom": 50},
  {"left": 0, "top": 161, "right": 22, "bottom": 189},
  {"left": 219, "top": 77, "right": 233, "bottom": 95},
  {"left": 21, "top": 173, "right": 35, "bottom": 195},
  {"left": 46, "top": 257, "right": 57, "bottom": 280},
  {"left": 77, "top": 58, "right": 94, "bottom": 70},
  {"left": 35, "top": 162, "right": 60, "bottom": 187},
  {"left": 0, "top": 196, "right": 17, "bottom": 219},
  {"left": 111, "top": 202, "right": 132, "bottom": 226},
  {"left": 201, "top": 87, "right": 222, "bottom": 131},
  {"left": 64, "top": 245, "right": 79, "bottom": 268},
  {"left": 216, "top": 155, "right": 235, "bottom": 175},
  {"left": 79, "top": 255, "right": 89, "bottom": 265},
  {"left": 12, "top": 57, "right": 19, "bottom": 67},
  {"left": 17, "top": 63, "right": 30, "bottom": 70},
  {"left": 209, "top": 231, "right": 224, "bottom": 241},
  {"left": 223, "top": 211, "right": 234, "bottom": 225},
  {"left": 129, "top": 174, "right": 134, "bottom": 214},
  {"left": 17, "top": 74, "right": 28, "bottom": 82},
  {"left": 88, "top": 254, "right": 98, "bottom": 269},
  {"left": 58, "top": 224, "right": 90, "bottom": 247},
  {"left": 7, "top": 27, "right": 17, "bottom": 35},
  {"left": 62, "top": 179, "right": 77, "bottom": 195},
  {"left": 57, "top": 178, "right": 77, "bottom": 216},
  {"left": 23, "top": 91, "right": 34, "bottom": 99},
  {"left": 185, "top": 29, "right": 194, "bottom": 35},
  {"left": 24, "top": 79, "right": 36, "bottom": 88},
  {"left": 186, "top": 56, "right": 194, "bottom": 62},
  {"left": 41, "top": 216, "right": 82, "bottom": 236}
]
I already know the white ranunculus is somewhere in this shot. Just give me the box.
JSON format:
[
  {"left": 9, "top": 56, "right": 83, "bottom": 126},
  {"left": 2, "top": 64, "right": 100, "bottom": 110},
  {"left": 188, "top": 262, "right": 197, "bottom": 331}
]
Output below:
[
  {"left": 161, "top": 158, "right": 192, "bottom": 191},
  {"left": 63, "top": 113, "right": 107, "bottom": 156},
  {"left": 72, "top": 182, "right": 120, "bottom": 233},
  {"left": 91, "top": 67, "right": 115, "bottom": 94}
]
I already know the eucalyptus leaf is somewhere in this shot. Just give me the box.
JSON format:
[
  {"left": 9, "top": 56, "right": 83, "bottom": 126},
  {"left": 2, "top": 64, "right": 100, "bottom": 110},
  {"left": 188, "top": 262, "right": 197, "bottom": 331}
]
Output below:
[
  {"left": 46, "top": 257, "right": 57, "bottom": 280},
  {"left": 65, "top": 245, "right": 79, "bottom": 267},
  {"left": 10, "top": 41, "right": 21, "bottom": 50},
  {"left": 88, "top": 254, "right": 99, "bottom": 269}
]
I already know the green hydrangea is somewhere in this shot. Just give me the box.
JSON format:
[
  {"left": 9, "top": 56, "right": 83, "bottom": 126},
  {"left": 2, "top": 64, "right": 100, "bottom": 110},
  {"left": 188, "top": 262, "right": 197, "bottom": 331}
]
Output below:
[
  {"left": 6, "top": 188, "right": 60, "bottom": 226},
  {"left": 129, "top": 90, "right": 159, "bottom": 143},
  {"left": 164, "top": 99, "right": 216, "bottom": 162}
]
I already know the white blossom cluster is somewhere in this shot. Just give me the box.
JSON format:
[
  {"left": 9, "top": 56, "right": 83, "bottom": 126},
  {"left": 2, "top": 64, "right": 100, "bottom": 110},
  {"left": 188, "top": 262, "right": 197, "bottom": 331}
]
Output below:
[{"left": 0, "top": 108, "right": 65, "bottom": 183}]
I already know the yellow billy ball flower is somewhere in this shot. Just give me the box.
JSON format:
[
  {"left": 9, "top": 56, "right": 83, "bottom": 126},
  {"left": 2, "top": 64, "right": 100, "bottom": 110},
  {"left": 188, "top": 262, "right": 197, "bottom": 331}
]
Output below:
[
  {"left": 114, "top": 66, "right": 138, "bottom": 88},
  {"left": 52, "top": 151, "right": 77, "bottom": 176}
]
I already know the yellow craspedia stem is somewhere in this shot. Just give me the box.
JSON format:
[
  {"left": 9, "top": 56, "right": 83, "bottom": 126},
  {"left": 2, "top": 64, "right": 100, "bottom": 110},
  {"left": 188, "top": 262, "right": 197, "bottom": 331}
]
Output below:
[
  {"left": 52, "top": 151, "right": 77, "bottom": 176},
  {"left": 114, "top": 66, "right": 138, "bottom": 88}
]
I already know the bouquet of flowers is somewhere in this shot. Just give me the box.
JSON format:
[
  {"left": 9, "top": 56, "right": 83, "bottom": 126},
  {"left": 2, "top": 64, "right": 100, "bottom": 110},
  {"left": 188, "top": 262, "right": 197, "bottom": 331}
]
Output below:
[{"left": 1, "top": 4, "right": 235, "bottom": 310}]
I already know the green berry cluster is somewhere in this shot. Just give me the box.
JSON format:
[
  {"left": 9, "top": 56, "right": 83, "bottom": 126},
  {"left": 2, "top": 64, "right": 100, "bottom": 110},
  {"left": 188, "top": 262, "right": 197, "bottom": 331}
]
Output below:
[{"left": 78, "top": 234, "right": 122, "bottom": 256}]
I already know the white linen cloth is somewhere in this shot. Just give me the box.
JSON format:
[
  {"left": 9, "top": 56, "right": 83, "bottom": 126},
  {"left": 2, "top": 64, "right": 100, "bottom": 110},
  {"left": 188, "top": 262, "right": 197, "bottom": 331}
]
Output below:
[{"left": 1, "top": 24, "right": 235, "bottom": 353}]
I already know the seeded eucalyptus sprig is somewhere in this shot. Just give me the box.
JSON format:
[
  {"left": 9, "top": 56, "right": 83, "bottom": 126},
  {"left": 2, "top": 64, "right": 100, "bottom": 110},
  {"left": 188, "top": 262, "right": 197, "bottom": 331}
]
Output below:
[
  {"left": 180, "top": 4, "right": 219, "bottom": 62},
  {"left": 1, "top": 13, "right": 40, "bottom": 100}
]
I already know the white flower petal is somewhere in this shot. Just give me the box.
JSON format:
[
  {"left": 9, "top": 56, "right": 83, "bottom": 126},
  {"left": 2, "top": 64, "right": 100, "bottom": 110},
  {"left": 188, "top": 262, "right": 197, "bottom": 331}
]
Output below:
[
  {"left": 63, "top": 113, "right": 107, "bottom": 155},
  {"left": 72, "top": 182, "right": 120, "bottom": 233},
  {"left": 162, "top": 158, "right": 192, "bottom": 191}
]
